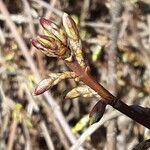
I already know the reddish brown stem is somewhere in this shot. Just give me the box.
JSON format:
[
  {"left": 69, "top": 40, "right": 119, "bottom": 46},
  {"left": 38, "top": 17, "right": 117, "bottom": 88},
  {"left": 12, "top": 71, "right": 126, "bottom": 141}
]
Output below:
[{"left": 65, "top": 59, "right": 150, "bottom": 129}]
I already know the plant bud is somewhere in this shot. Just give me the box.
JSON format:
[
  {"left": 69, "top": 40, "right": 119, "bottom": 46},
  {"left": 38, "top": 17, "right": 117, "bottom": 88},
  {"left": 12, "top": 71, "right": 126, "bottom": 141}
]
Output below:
[
  {"left": 33, "top": 79, "right": 53, "bottom": 95},
  {"left": 65, "top": 85, "right": 96, "bottom": 99},
  {"left": 31, "top": 39, "right": 56, "bottom": 57},
  {"left": 37, "top": 35, "right": 57, "bottom": 50},
  {"left": 62, "top": 13, "right": 79, "bottom": 40},
  {"left": 32, "top": 37, "right": 70, "bottom": 59},
  {"left": 40, "top": 18, "right": 67, "bottom": 45},
  {"left": 34, "top": 72, "right": 76, "bottom": 96},
  {"left": 40, "top": 18, "right": 58, "bottom": 32},
  {"left": 89, "top": 100, "right": 106, "bottom": 125}
]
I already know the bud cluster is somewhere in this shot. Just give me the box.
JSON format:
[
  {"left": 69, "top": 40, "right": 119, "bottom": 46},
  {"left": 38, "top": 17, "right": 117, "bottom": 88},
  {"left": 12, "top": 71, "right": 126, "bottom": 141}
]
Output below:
[
  {"left": 32, "top": 13, "right": 105, "bottom": 125},
  {"left": 32, "top": 13, "right": 85, "bottom": 63}
]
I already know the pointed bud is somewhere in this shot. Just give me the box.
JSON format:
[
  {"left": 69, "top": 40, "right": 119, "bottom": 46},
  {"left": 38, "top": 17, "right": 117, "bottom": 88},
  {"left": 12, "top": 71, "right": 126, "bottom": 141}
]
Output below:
[
  {"left": 89, "top": 100, "right": 106, "bottom": 125},
  {"left": 33, "top": 72, "right": 76, "bottom": 96},
  {"left": 37, "top": 35, "right": 57, "bottom": 50},
  {"left": 40, "top": 18, "right": 58, "bottom": 32},
  {"left": 32, "top": 37, "right": 70, "bottom": 59},
  {"left": 33, "top": 79, "right": 53, "bottom": 95},
  {"left": 62, "top": 13, "right": 79, "bottom": 40},
  {"left": 40, "top": 18, "right": 67, "bottom": 45},
  {"left": 65, "top": 85, "right": 96, "bottom": 99},
  {"left": 31, "top": 39, "right": 57, "bottom": 57},
  {"left": 31, "top": 39, "right": 43, "bottom": 50}
]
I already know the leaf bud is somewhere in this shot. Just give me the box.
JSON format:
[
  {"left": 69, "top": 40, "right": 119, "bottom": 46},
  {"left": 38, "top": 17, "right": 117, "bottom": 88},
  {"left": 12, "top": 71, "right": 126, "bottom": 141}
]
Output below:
[
  {"left": 62, "top": 13, "right": 79, "bottom": 40},
  {"left": 89, "top": 100, "right": 106, "bottom": 125}
]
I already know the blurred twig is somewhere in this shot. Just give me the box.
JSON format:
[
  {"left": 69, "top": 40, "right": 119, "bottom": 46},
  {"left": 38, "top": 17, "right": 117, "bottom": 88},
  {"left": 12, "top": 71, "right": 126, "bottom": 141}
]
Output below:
[
  {"left": 80, "top": 0, "right": 90, "bottom": 23},
  {"left": 22, "top": 0, "right": 35, "bottom": 36},
  {"left": 6, "top": 119, "right": 18, "bottom": 150},
  {"left": 40, "top": 99, "right": 70, "bottom": 150},
  {"left": 106, "top": 0, "right": 123, "bottom": 149},
  {"left": 40, "top": 121, "right": 55, "bottom": 150},
  {"left": 31, "top": 0, "right": 63, "bottom": 17},
  {"left": 22, "top": 122, "right": 32, "bottom": 150}
]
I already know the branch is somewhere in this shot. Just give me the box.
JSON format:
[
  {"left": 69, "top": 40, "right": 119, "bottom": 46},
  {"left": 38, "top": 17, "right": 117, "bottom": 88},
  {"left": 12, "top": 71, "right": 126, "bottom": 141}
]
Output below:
[{"left": 65, "top": 59, "right": 150, "bottom": 129}]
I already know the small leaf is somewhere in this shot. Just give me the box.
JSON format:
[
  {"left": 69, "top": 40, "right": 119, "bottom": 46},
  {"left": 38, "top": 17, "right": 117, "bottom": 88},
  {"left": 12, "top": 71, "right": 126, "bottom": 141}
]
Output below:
[{"left": 89, "top": 100, "right": 106, "bottom": 125}]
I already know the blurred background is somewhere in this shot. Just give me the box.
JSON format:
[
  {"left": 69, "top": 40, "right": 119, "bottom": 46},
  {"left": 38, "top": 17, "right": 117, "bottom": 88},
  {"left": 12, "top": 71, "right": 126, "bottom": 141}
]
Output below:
[{"left": 0, "top": 0, "right": 150, "bottom": 149}]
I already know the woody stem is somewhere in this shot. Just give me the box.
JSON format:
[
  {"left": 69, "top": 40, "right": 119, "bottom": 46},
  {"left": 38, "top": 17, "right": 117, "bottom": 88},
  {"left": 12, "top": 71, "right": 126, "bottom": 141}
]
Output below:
[{"left": 65, "top": 59, "right": 150, "bottom": 129}]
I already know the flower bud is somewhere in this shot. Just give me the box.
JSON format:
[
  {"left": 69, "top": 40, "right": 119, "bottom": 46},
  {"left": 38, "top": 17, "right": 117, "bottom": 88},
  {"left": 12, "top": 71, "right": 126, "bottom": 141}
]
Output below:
[
  {"left": 33, "top": 72, "right": 76, "bottom": 96},
  {"left": 40, "top": 18, "right": 58, "bottom": 32},
  {"left": 31, "top": 39, "right": 56, "bottom": 57},
  {"left": 89, "top": 100, "right": 106, "bottom": 125},
  {"left": 33, "top": 79, "right": 53, "bottom": 95},
  {"left": 62, "top": 13, "right": 79, "bottom": 40},
  {"left": 32, "top": 37, "right": 70, "bottom": 59},
  {"left": 40, "top": 18, "right": 67, "bottom": 45},
  {"left": 65, "top": 85, "right": 96, "bottom": 99},
  {"left": 37, "top": 35, "right": 57, "bottom": 50}
]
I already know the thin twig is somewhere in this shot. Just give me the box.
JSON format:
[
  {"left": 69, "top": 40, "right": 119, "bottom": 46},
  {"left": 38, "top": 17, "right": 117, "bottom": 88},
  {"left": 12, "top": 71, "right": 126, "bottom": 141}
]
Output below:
[
  {"left": 22, "top": 0, "right": 35, "bottom": 36},
  {"left": 107, "top": 0, "right": 123, "bottom": 149},
  {"left": 82, "top": 21, "right": 111, "bottom": 28},
  {"left": 0, "top": 14, "right": 33, "bottom": 24},
  {"left": 6, "top": 119, "right": 18, "bottom": 150},
  {"left": 22, "top": 122, "right": 32, "bottom": 150},
  {"left": 40, "top": 99, "right": 70, "bottom": 150},
  {"left": 40, "top": 121, "right": 55, "bottom": 150},
  {"left": 31, "top": 0, "right": 63, "bottom": 17}
]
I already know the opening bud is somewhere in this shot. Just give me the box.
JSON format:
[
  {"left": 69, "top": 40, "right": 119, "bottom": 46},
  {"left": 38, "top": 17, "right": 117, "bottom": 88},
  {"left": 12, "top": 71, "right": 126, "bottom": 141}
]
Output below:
[
  {"left": 65, "top": 85, "right": 96, "bottom": 99},
  {"left": 37, "top": 35, "right": 57, "bottom": 50},
  {"left": 40, "top": 18, "right": 67, "bottom": 45},
  {"left": 33, "top": 79, "right": 53, "bottom": 95},
  {"left": 31, "top": 39, "right": 57, "bottom": 57},
  {"left": 62, "top": 13, "right": 79, "bottom": 40}
]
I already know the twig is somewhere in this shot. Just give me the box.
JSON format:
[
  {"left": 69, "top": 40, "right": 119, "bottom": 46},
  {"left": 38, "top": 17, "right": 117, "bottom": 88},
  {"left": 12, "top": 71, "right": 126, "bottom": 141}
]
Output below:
[
  {"left": 80, "top": 0, "right": 90, "bottom": 23},
  {"left": 70, "top": 111, "right": 121, "bottom": 150},
  {"left": 0, "top": 26, "right": 5, "bottom": 44},
  {"left": 40, "top": 99, "right": 70, "bottom": 150},
  {"left": 40, "top": 121, "right": 55, "bottom": 150},
  {"left": 21, "top": 82, "right": 39, "bottom": 114},
  {"left": 44, "top": 0, "right": 57, "bottom": 19},
  {"left": 22, "top": 0, "right": 35, "bottom": 36},
  {"left": 22, "top": 122, "right": 32, "bottom": 150},
  {"left": 0, "top": 14, "right": 33, "bottom": 24},
  {"left": 106, "top": 0, "right": 123, "bottom": 149},
  {"left": 65, "top": 59, "right": 150, "bottom": 129},
  {"left": 82, "top": 21, "right": 111, "bottom": 28},
  {"left": 0, "top": 0, "right": 77, "bottom": 145},
  {"left": 147, "top": 14, "right": 150, "bottom": 48},
  {"left": 0, "top": 112, "right": 10, "bottom": 150},
  {"left": 6, "top": 119, "right": 18, "bottom": 150},
  {"left": 31, "top": 0, "right": 63, "bottom": 17}
]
